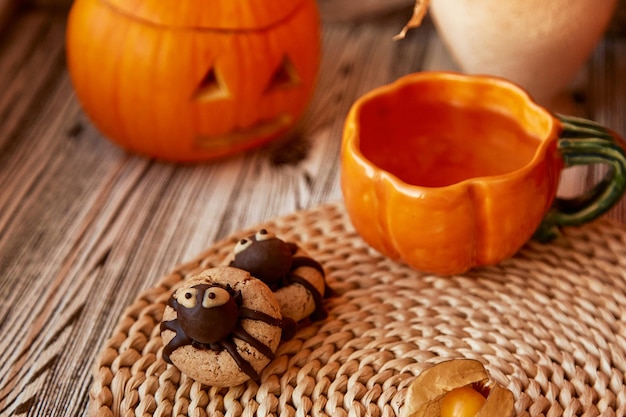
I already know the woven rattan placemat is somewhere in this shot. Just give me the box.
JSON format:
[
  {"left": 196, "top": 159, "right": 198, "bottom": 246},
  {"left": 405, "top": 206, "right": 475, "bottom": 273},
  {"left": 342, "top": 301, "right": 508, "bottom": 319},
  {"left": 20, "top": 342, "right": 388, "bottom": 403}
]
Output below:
[{"left": 89, "top": 202, "right": 626, "bottom": 417}]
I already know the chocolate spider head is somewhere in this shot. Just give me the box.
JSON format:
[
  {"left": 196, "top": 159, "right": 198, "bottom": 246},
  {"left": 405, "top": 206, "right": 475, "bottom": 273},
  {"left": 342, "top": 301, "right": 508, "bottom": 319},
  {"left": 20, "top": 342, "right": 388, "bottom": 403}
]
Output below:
[
  {"left": 229, "top": 229, "right": 293, "bottom": 286},
  {"left": 171, "top": 283, "right": 241, "bottom": 345}
]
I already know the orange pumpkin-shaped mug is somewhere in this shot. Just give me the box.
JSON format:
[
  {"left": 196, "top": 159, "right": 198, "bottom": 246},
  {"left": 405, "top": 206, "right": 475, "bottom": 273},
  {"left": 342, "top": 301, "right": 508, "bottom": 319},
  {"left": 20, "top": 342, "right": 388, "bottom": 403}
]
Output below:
[
  {"left": 66, "top": 0, "right": 320, "bottom": 162},
  {"left": 341, "top": 72, "right": 626, "bottom": 275}
]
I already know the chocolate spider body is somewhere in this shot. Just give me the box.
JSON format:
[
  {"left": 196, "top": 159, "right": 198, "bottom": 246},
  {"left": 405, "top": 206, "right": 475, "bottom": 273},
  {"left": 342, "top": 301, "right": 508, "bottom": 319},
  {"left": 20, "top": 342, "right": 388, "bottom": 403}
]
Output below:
[
  {"left": 161, "top": 282, "right": 289, "bottom": 382},
  {"left": 229, "top": 229, "right": 328, "bottom": 320}
]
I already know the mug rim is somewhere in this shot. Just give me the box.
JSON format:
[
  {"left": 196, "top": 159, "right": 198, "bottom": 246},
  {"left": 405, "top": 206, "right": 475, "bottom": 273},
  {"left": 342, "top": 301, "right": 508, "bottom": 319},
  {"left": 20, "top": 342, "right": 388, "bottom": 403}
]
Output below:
[{"left": 343, "top": 71, "right": 560, "bottom": 192}]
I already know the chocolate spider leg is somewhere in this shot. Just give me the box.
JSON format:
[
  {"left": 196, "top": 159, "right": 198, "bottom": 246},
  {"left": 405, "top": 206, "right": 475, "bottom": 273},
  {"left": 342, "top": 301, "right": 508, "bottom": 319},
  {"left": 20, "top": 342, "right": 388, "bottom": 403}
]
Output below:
[
  {"left": 287, "top": 242, "right": 298, "bottom": 254},
  {"left": 160, "top": 319, "right": 192, "bottom": 364},
  {"left": 287, "top": 273, "right": 327, "bottom": 321},
  {"left": 291, "top": 256, "right": 325, "bottom": 276},
  {"left": 279, "top": 318, "right": 297, "bottom": 340},
  {"left": 239, "top": 307, "right": 297, "bottom": 340},
  {"left": 291, "top": 255, "right": 335, "bottom": 298},
  {"left": 231, "top": 323, "right": 276, "bottom": 360},
  {"left": 220, "top": 338, "right": 260, "bottom": 382}
]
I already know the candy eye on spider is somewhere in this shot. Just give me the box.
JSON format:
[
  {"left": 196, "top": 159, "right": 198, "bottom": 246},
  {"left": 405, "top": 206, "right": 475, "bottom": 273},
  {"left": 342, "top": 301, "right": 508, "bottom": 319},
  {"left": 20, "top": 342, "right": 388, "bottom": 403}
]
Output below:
[
  {"left": 255, "top": 229, "right": 275, "bottom": 241},
  {"left": 178, "top": 288, "right": 198, "bottom": 308},
  {"left": 234, "top": 238, "right": 253, "bottom": 254},
  {"left": 202, "top": 286, "right": 231, "bottom": 308}
]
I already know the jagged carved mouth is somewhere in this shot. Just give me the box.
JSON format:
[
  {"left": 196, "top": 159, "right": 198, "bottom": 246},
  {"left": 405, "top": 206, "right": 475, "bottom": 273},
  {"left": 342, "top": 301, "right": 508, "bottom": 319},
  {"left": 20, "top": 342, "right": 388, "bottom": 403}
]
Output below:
[{"left": 193, "top": 114, "right": 292, "bottom": 150}]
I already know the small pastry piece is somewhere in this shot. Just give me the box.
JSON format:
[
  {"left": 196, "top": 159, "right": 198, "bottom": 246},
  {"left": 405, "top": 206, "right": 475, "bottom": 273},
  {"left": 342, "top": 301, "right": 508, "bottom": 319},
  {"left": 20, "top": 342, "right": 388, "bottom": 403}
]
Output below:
[
  {"left": 225, "top": 229, "right": 328, "bottom": 323},
  {"left": 160, "top": 266, "right": 293, "bottom": 387}
]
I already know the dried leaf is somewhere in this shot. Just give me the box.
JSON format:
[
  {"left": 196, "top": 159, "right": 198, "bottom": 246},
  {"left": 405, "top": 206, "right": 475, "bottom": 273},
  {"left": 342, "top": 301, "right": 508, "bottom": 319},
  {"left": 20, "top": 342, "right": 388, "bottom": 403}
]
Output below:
[
  {"left": 477, "top": 384, "right": 516, "bottom": 417},
  {"left": 401, "top": 359, "right": 488, "bottom": 417},
  {"left": 393, "top": 0, "right": 431, "bottom": 40}
]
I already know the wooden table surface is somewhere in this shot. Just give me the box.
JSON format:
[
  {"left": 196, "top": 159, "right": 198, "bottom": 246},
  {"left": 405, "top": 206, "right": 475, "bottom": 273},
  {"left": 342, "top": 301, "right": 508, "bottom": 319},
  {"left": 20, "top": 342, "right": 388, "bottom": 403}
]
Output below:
[{"left": 1, "top": 3, "right": 625, "bottom": 416}]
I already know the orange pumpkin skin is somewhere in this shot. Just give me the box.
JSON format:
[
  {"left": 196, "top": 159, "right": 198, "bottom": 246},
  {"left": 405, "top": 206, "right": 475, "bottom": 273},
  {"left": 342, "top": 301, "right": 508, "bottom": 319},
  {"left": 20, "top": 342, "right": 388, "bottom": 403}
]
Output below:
[
  {"left": 66, "top": 0, "right": 320, "bottom": 162},
  {"left": 341, "top": 73, "right": 564, "bottom": 275}
]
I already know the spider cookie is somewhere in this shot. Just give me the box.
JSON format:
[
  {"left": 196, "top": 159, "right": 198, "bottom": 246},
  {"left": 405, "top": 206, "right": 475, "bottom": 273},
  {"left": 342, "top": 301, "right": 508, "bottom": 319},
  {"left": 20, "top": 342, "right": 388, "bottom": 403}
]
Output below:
[
  {"left": 225, "top": 229, "right": 328, "bottom": 323},
  {"left": 160, "top": 266, "right": 293, "bottom": 387}
]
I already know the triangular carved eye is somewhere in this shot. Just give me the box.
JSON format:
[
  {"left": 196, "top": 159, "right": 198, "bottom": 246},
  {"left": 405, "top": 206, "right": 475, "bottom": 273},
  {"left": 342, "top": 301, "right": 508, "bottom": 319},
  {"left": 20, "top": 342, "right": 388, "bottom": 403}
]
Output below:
[
  {"left": 192, "top": 66, "right": 231, "bottom": 102},
  {"left": 264, "top": 55, "right": 300, "bottom": 93}
]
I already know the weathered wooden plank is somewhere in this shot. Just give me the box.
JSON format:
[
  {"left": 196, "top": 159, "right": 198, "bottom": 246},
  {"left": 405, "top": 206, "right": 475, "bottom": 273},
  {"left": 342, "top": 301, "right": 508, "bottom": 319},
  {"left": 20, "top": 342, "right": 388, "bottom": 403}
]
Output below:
[
  {"left": 0, "top": 11, "right": 67, "bottom": 151},
  {"left": 587, "top": 35, "right": 626, "bottom": 223},
  {"left": 0, "top": 3, "right": 625, "bottom": 416},
  {"left": 318, "top": 0, "right": 413, "bottom": 23},
  {"left": 0, "top": 12, "right": 150, "bottom": 415},
  {"left": 0, "top": 0, "right": 19, "bottom": 34},
  {"left": 0, "top": 9, "right": 436, "bottom": 416},
  {"left": 21, "top": 0, "right": 71, "bottom": 10},
  {"left": 0, "top": 80, "right": 140, "bottom": 417}
]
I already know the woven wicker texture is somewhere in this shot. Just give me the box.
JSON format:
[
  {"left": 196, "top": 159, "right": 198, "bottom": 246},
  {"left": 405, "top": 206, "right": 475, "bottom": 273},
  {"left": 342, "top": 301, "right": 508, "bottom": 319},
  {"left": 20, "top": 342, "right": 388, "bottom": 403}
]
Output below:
[{"left": 89, "top": 202, "right": 626, "bottom": 417}]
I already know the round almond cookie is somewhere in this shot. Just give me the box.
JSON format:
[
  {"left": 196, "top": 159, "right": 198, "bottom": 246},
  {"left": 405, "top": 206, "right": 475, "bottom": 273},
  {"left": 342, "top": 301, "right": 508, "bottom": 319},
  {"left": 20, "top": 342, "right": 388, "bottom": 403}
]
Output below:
[
  {"left": 224, "top": 229, "right": 328, "bottom": 323},
  {"left": 160, "top": 266, "right": 289, "bottom": 387}
]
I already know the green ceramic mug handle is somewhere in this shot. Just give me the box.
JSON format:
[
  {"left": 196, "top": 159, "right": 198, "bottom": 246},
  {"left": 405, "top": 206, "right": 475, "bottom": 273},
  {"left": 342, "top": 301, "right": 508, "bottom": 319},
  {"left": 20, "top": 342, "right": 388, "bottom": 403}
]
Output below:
[{"left": 534, "top": 114, "right": 626, "bottom": 241}]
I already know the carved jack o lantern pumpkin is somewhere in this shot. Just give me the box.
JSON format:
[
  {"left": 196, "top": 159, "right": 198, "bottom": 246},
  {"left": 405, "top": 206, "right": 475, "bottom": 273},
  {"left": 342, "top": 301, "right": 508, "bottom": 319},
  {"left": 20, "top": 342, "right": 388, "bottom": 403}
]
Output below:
[{"left": 66, "top": 0, "right": 321, "bottom": 161}]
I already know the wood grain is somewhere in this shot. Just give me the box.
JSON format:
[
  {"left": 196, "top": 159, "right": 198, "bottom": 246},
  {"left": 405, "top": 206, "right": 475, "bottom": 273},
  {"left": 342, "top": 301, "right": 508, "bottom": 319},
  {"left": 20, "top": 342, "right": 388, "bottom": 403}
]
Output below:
[
  {"left": 0, "top": 0, "right": 19, "bottom": 34},
  {"left": 0, "top": 4, "right": 624, "bottom": 417}
]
